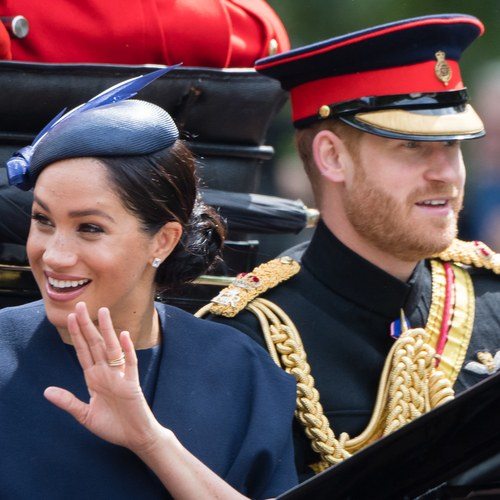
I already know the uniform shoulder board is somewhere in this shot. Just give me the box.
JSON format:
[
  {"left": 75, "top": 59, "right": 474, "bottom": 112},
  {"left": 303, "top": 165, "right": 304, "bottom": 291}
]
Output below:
[
  {"left": 208, "top": 256, "right": 300, "bottom": 317},
  {"left": 436, "top": 239, "right": 500, "bottom": 274}
]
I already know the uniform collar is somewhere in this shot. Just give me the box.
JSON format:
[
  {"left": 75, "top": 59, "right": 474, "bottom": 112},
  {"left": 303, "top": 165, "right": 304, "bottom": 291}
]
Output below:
[{"left": 301, "top": 220, "right": 425, "bottom": 319}]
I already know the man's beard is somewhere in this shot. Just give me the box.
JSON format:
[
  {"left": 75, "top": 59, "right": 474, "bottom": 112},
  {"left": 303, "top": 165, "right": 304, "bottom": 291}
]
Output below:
[{"left": 343, "top": 165, "right": 463, "bottom": 262}]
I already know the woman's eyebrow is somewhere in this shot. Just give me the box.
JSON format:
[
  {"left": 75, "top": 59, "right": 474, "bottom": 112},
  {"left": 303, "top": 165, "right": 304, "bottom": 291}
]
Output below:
[
  {"left": 67, "top": 209, "right": 116, "bottom": 223},
  {"left": 33, "top": 195, "right": 49, "bottom": 212},
  {"left": 33, "top": 195, "right": 115, "bottom": 223}
]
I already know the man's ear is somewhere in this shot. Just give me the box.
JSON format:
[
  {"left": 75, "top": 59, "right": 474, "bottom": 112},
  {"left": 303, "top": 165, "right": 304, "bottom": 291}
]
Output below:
[
  {"left": 150, "top": 221, "right": 183, "bottom": 265},
  {"left": 312, "top": 129, "right": 353, "bottom": 183}
]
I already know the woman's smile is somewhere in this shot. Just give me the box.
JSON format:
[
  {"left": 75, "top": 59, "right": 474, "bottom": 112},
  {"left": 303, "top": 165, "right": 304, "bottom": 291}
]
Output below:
[{"left": 44, "top": 271, "right": 92, "bottom": 302}]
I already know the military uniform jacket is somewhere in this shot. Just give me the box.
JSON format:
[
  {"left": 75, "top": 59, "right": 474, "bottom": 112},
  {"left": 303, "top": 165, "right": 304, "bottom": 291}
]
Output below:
[{"left": 213, "top": 221, "right": 500, "bottom": 476}]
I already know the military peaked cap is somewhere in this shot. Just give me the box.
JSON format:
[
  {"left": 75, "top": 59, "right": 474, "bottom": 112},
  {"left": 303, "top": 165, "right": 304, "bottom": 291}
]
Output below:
[{"left": 255, "top": 14, "right": 485, "bottom": 141}]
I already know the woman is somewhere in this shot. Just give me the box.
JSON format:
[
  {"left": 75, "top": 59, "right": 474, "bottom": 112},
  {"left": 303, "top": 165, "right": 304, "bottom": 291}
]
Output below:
[{"left": 0, "top": 70, "right": 297, "bottom": 499}]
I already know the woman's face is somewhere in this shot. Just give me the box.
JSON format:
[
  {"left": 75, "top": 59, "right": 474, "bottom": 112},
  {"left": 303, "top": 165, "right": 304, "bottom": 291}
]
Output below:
[{"left": 27, "top": 158, "right": 161, "bottom": 331}]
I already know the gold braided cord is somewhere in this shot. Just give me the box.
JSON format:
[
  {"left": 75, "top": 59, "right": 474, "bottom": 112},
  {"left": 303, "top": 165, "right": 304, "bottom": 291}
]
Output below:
[
  {"left": 439, "top": 263, "right": 475, "bottom": 384},
  {"left": 198, "top": 298, "right": 352, "bottom": 468},
  {"left": 200, "top": 296, "right": 455, "bottom": 472},
  {"left": 426, "top": 261, "right": 475, "bottom": 385},
  {"left": 197, "top": 253, "right": 477, "bottom": 473},
  {"left": 425, "top": 260, "right": 447, "bottom": 345},
  {"left": 247, "top": 298, "right": 352, "bottom": 467},
  {"left": 381, "top": 329, "right": 454, "bottom": 436},
  {"left": 255, "top": 299, "right": 455, "bottom": 471},
  {"left": 437, "top": 239, "right": 500, "bottom": 274}
]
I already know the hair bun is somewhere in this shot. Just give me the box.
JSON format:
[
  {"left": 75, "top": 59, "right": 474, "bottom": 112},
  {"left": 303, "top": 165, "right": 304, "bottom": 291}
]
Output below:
[{"left": 156, "top": 199, "right": 225, "bottom": 290}]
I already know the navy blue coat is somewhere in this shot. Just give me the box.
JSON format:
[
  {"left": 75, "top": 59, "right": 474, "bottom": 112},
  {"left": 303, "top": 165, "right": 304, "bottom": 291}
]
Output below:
[{"left": 0, "top": 301, "right": 297, "bottom": 499}]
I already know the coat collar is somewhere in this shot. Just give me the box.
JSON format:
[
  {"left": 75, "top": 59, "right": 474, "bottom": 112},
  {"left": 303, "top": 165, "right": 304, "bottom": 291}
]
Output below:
[{"left": 301, "top": 220, "right": 426, "bottom": 319}]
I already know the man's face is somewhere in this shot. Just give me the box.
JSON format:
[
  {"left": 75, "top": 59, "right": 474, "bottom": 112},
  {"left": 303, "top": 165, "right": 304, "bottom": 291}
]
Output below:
[{"left": 341, "top": 133, "right": 466, "bottom": 262}]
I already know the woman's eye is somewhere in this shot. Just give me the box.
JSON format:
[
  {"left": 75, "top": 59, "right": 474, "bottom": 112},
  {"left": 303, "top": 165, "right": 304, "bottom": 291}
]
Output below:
[
  {"left": 79, "top": 223, "right": 104, "bottom": 234},
  {"left": 31, "top": 213, "right": 53, "bottom": 227}
]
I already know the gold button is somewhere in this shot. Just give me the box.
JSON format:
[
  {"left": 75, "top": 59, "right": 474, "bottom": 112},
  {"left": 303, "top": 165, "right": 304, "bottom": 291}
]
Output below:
[
  {"left": 268, "top": 38, "right": 278, "bottom": 56},
  {"left": 318, "top": 105, "right": 331, "bottom": 118}
]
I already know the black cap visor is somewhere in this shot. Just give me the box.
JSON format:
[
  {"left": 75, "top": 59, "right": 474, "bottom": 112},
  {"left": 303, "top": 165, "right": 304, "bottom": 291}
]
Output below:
[{"left": 293, "top": 90, "right": 485, "bottom": 141}]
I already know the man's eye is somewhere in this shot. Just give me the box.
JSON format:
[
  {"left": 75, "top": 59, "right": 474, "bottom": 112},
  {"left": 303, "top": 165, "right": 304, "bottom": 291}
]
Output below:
[
  {"left": 445, "top": 140, "right": 458, "bottom": 147},
  {"left": 79, "top": 223, "right": 104, "bottom": 234},
  {"left": 404, "top": 141, "right": 419, "bottom": 149},
  {"left": 31, "top": 213, "right": 53, "bottom": 227}
]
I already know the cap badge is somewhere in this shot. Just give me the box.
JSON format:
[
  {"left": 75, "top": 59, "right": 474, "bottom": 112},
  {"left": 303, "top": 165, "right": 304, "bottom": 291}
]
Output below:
[{"left": 434, "top": 51, "right": 452, "bottom": 86}]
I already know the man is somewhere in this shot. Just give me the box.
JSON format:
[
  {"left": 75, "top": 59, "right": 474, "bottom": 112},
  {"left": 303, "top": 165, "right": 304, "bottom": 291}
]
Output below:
[{"left": 199, "top": 14, "right": 500, "bottom": 477}]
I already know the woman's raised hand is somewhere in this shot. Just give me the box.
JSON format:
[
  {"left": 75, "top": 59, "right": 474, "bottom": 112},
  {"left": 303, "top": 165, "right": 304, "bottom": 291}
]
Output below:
[
  {"left": 45, "top": 302, "right": 249, "bottom": 499},
  {"left": 44, "top": 301, "right": 164, "bottom": 455}
]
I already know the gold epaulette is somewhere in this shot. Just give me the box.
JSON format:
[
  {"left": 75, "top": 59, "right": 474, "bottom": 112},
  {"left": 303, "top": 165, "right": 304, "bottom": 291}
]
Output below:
[
  {"left": 206, "top": 257, "right": 300, "bottom": 317},
  {"left": 436, "top": 239, "right": 500, "bottom": 274}
]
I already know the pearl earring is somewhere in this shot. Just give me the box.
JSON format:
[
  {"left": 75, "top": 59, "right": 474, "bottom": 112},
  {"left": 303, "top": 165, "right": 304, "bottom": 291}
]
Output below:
[{"left": 152, "top": 258, "right": 162, "bottom": 269}]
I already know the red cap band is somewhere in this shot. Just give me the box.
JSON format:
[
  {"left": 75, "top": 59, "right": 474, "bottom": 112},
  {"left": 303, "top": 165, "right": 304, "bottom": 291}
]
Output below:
[{"left": 290, "top": 59, "right": 463, "bottom": 122}]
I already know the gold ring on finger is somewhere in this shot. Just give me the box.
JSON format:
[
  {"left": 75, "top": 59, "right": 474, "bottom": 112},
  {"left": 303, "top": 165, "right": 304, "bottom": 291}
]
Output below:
[{"left": 107, "top": 352, "right": 126, "bottom": 367}]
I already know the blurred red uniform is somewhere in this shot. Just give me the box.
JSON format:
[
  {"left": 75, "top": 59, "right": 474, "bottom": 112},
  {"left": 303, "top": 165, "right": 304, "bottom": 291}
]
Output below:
[
  {"left": 0, "top": 21, "right": 10, "bottom": 58},
  {"left": 0, "top": 0, "right": 289, "bottom": 66}
]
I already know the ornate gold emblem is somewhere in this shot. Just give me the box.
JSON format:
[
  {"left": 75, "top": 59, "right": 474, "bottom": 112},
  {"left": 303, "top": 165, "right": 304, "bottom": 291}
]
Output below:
[
  {"left": 206, "top": 257, "right": 300, "bottom": 317},
  {"left": 435, "top": 51, "right": 452, "bottom": 86}
]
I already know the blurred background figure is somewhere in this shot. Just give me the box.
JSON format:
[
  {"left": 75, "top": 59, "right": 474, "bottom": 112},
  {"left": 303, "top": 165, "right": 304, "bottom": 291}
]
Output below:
[
  {"left": 0, "top": 0, "right": 289, "bottom": 66},
  {"left": 461, "top": 61, "right": 500, "bottom": 251},
  {"left": 0, "top": 16, "right": 10, "bottom": 59}
]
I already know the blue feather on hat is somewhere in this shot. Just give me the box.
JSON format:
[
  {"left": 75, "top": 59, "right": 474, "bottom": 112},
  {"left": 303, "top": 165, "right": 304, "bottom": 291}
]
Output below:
[{"left": 7, "top": 65, "right": 180, "bottom": 191}]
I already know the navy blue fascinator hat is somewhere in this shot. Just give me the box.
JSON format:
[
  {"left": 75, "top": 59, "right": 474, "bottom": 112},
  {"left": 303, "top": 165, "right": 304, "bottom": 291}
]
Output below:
[{"left": 6, "top": 66, "right": 179, "bottom": 191}]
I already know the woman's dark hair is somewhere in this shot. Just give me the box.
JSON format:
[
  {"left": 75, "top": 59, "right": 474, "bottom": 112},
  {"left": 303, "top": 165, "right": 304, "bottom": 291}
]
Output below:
[{"left": 97, "top": 140, "right": 225, "bottom": 290}]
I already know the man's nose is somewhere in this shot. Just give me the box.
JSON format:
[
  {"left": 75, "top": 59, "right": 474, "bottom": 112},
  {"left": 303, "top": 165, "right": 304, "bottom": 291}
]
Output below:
[{"left": 424, "top": 148, "right": 463, "bottom": 184}]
